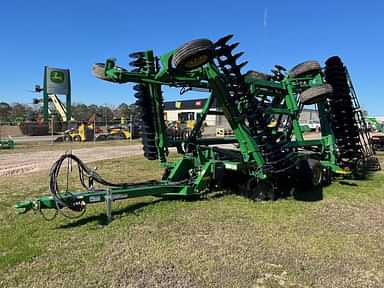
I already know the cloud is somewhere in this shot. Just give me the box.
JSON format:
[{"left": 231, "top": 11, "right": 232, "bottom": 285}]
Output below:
[{"left": 264, "top": 8, "right": 268, "bottom": 28}]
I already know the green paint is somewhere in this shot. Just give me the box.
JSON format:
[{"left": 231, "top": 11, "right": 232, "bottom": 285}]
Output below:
[
  {"left": 16, "top": 37, "right": 378, "bottom": 220},
  {"left": 50, "top": 71, "right": 65, "bottom": 83}
]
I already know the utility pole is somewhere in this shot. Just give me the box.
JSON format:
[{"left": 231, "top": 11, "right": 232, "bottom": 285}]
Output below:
[
  {"left": 104, "top": 104, "right": 108, "bottom": 128},
  {"left": 130, "top": 113, "right": 133, "bottom": 144}
]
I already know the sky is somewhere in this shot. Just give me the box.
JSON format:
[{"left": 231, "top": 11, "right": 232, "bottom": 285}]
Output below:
[{"left": 0, "top": 0, "right": 383, "bottom": 114}]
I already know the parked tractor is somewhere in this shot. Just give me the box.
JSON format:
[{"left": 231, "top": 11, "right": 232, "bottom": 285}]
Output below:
[
  {"left": 367, "top": 117, "right": 384, "bottom": 151},
  {"left": 0, "top": 138, "right": 15, "bottom": 149}
]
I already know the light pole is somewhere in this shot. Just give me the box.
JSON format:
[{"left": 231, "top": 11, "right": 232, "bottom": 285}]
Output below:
[
  {"left": 130, "top": 113, "right": 133, "bottom": 143},
  {"left": 104, "top": 104, "right": 108, "bottom": 128}
]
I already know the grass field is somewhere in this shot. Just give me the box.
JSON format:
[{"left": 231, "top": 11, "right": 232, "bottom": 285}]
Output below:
[
  {"left": 1, "top": 153, "right": 383, "bottom": 287},
  {"left": 0, "top": 139, "right": 140, "bottom": 154}
]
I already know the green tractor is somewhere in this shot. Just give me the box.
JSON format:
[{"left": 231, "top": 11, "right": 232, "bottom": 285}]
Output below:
[
  {"left": 0, "top": 138, "right": 15, "bottom": 149},
  {"left": 367, "top": 117, "right": 384, "bottom": 151}
]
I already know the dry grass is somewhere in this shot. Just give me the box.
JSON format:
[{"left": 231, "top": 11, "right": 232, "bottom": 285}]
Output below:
[
  {"left": 0, "top": 139, "right": 140, "bottom": 155},
  {"left": 0, "top": 153, "right": 383, "bottom": 287}
]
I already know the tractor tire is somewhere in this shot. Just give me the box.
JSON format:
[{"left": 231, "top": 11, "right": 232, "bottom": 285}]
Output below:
[
  {"left": 321, "top": 168, "right": 333, "bottom": 187},
  {"left": 307, "top": 159, "right": 323, "bottom": 187},
  {"left": 325, "top": 56, "right": 344, "bottom": 67},
  {"left": 92, "top": 63, "right": 110, "bottom": 81},
  {"left": 352, "top": 158, "right": 368, "bottom": 179},
  {"left": 120, "top": 132, "right": 128, "bottom": 139},
  {"left": 92, "top": 63, "right": 127, "bottom": 82},
  {"left": 246, "top": 178, "right": 276, "bottom": 201},
  {"left": 95, "top": 134, "right": 107, "bottom": 141},
  {"left": 289, "top": 60, "right": 321, "bottom": 78},
  {"left": 106, "top": 134, "right": 115, "bottom": 141},
  {"left": 294, "top": 158, "right": 324, "bottom": 201},
  {"left": 54, "top": 136, "right": 64, "bottom": 142},
  {"left": 115, "top": 132, "right": 125, "bottom": 140},
  {"left": 63, "top": 135, "right": 72, "bottom": 142},
  {"left": 245, "top": 70, "right": 273, "bottom": 81},
  {"left": 172, "top": 39, "right": 214, "bottom": 71},
  {"left": 296, "top": 159, "right": 323, "bottom": 189},
  {"left": 299, "top": 84, "right": 333, "bottom": 105},
  {"left": 73, "top": 135, "right": 82, "bottom": 142}
]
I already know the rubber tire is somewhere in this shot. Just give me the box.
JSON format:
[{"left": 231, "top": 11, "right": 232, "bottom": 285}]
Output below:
[
  {"left": 92, "top": 63, "right": 127, "bottom": 82},
  {"left": 293, "top": 158, "right": 324, "bottom": 201},
  {"left": 352, "top": 158, "right": 368, "bottom": 179},
  {"left": 245, "top": 70, "right": 273, "bottom": 81},
  {"left": 54, "top": 136, "right": 64, "bottom": 143},
  {"left": 325, "top": 56, "right": 343, "bottom": 67},
  {"left": 95, "top": 135, "right": 107, "bottom": 141},
  {"left": 307, "top": 159, "right": 323, "bottom": 187},
  {"left": 296, "top": 159, "right": 323, "bottom": 188},
  {"left": 300, "top": 84, "right": 333, "bottom": 105},
  {"left": 172, "top": 39, "right": 214, "bottom": 71},
  {"left": 321, "top": 168, "right": 333, "bottom": 187},
  {"left": 63, "top": 135, "right": 72, "bottom": 142},
  {"left": 246, "top": 179, "right": 276, "bottom": 201},
  {"left": 73, "top": 135, "right": 82, "bottom": 142},
  {"left": 289, "top": 60, "right": 321, "bottom": 78}
]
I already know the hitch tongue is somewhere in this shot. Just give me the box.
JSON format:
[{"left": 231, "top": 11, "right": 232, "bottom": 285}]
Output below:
[{"left": 15, "top": 200, "right": 34, "bottom": 214}]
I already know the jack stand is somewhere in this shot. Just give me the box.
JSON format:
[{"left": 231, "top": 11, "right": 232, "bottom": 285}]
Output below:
[{"left": 106, "top": 189, "right": 113, "bottom": 223}]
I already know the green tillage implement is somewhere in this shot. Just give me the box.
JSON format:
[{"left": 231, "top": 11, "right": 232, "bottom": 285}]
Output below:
[
  {"left": 15, "top": 35, "right": 379, "bottom": 220},
  {"left": 367, "top": 117, "right": 384, "bottom": 133},
  {"left": 243, "top": 63, "right": 356, "bottom": 177},
  {"left": 0, "top": 120, "right": 15, "bottom": 149},
  {"left": 0, "top": 138, "right": 15, "bottom": 149},
  {"left": 0, "top": 134, "right": 16, "bottom": 149}
]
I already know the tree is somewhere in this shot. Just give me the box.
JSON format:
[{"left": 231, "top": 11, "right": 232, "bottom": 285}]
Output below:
[
  {"left": 96, "top": 105, "right": 114, "bottom": 126},
  {"left": 72, "top": 103, "right": 93, "bottom": 121},
  {"left": 117, "top": 103, "right": 130, "bottom": 118},
  {"left": 12, "top": 103, "right": 27, "bottom": 116},
  {"left": 0, "top": 102, "right": 11, "bottom": 122}
]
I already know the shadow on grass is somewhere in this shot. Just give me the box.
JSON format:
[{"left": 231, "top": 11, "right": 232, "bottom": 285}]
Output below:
[
  {"left": 57, "top": 193, "right": 228, "bottom": 228},
  {"left": 58, "top": 186, "right": 323, "bottom": 228},
  {"left": 293, "top": 186, "right": 323, "bottom": 202},
  {"left": 338, "top": 180, "right": 358, "bottom": 187},
  {"left": 58, "top": 199, "right": 166, "bottom": 228}
]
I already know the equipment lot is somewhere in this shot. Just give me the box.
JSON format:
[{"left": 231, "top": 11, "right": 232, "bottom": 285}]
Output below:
[
  {"left": 1, "top": 1, "right": 384, "bottom": 287},
  {"left": 0, "top": 141, "right": 141, "bottom": 177},
  {"left": 1, "top": 145, "right": 383, "bottom": 287}
]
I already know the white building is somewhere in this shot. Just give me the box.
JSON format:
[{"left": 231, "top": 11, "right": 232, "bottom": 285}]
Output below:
[
  {"left": 299, "top": 108, "right": 319, "bottom": 123},
  {"left": 163, "top": 98, "right": 217, "bottom": 126},
  {"left": 163, "top": 98, "right": 319, "bottom": 127}
]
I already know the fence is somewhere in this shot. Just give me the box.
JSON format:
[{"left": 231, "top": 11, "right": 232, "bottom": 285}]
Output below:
[{"left": 0, "top": 120, "right": 137, "bottom": 144}]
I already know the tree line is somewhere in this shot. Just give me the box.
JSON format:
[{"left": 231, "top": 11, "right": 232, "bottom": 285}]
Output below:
[{"left": 0, "top": 102, "right": 140, "bottom": 124}]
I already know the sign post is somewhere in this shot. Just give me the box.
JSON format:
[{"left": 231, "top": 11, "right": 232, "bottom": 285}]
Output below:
[{"left": 43, "top": 66, "right": 71, "bottom": 125}]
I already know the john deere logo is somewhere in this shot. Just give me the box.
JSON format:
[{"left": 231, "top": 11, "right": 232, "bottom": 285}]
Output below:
[{"left": 50, "top": 71, "right": 65, "bottom": 83}]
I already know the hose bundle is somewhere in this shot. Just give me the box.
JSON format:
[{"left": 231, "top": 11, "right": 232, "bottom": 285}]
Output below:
[
  {"left": 49, "top": 153, "right": 132, "bottom": 214},
  {"left": 48, "top": 153, "right": 189, "bottom": 218}
]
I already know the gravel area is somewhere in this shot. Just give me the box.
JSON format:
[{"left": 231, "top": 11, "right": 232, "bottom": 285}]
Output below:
[{"left": 0, "top": 144, "right": 144, "bottom": 177}]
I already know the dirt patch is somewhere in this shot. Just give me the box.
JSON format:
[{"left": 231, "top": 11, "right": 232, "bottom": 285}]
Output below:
[
  {"left": 0, "top": 144, "right": 144, "bottom": 177},
  {"left": 0, "top": 125, "right": 23, "bottom": 137}
]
